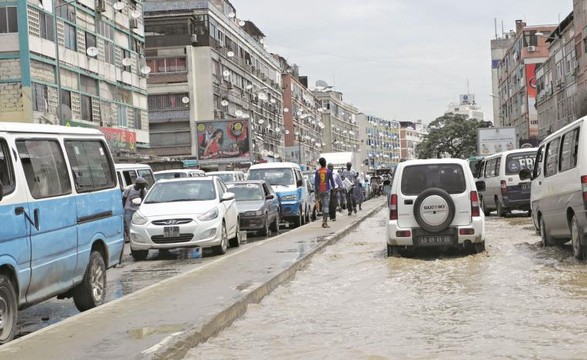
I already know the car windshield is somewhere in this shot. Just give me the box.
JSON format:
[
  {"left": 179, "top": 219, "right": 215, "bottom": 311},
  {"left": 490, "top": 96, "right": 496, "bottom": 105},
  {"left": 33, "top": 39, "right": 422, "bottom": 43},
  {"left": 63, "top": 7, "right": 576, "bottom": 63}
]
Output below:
[
  {"left": 213, "top": 173, "right": 234, "bottom": 183},
  {"left": 144, "top": 180, "right": 216, "bottom": 203},
  {"left": 226, "top": 184, "right": 264, "bottom": 201},
  {"left": 401, "top": 164, "right": 466, "bottom": 195},
  {"left": 154, "top": 172, "right": 188, "bottom": 181},
  {"left": 505, "top": 151, "right": 536, "bottom": 175},
  {"left": 248, "top": 168, "right": 295, "bottom": 186}
]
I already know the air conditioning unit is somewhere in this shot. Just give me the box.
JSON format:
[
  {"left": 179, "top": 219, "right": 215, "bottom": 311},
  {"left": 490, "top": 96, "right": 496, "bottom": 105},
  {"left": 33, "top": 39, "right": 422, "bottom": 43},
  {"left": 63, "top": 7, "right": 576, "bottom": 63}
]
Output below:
[
  {"left": 527, "top": 46, "right": 536, "bottom": 52},
  {"left": 95, "top": 0, "right": 106, "bottom": 13},
  {"left": 191, "top": 34, "right": 198, "bottom": 45},
  {"left": 130, "top": 18, "right": 139, "bottom": 29}
]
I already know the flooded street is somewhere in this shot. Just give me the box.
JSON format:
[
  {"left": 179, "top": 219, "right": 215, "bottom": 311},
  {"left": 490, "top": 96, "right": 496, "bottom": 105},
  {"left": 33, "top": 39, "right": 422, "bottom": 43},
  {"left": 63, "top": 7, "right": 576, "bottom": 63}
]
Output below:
[{"left": 186, "top": 209, "right": 587, "bottom": 359}]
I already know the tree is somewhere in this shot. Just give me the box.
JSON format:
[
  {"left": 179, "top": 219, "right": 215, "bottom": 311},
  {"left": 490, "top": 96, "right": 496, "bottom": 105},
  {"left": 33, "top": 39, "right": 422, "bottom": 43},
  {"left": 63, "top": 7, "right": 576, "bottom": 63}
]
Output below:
[{"left": 416, "top": 113, "right": 492, "bottom": 159}]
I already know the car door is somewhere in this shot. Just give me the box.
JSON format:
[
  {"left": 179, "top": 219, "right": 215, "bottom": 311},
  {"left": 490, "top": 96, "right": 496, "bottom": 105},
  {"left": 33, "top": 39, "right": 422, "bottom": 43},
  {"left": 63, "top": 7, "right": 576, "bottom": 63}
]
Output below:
[
  {"left": 16, "top": 138, "right": 78, "bottom": 304},
  {"left": 262, "top": 183, "right": 278, "bottom": 222},
  {"left": 0, "top": 137, "right": 32, "bottom": 305},
  {"left": 218, "top": 180, "right": 237, "bottom": 235}
]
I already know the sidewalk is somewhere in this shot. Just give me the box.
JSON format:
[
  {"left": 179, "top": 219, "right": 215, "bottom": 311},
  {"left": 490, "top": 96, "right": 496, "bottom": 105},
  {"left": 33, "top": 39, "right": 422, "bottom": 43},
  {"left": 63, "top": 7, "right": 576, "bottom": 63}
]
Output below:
[{"left": 0, "top": 198, "right": 387, "bottom": 360}]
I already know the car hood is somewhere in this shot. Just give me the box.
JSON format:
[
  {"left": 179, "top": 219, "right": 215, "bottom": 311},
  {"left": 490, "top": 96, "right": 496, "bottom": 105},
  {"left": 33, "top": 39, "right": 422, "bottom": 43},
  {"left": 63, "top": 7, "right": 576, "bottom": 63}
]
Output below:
[
  {"left": 236, "top": 200, "right": 265, "bottom": 212},
  {"left": 271, "top": 184, "right": 297, "bottom": 193},
  {"left": 139, "top": 200, "right": 218, "bottom": 217}
]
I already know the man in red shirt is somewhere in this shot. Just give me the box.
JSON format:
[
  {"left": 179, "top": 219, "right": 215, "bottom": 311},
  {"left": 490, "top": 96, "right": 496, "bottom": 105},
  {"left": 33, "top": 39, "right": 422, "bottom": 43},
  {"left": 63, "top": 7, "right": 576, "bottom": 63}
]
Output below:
[{"left": 314, "top": 157, "right": 335, "bottom": 228}]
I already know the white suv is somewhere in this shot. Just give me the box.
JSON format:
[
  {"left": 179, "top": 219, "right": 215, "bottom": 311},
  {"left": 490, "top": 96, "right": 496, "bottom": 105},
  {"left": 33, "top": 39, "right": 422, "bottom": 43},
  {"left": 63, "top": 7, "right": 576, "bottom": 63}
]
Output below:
[{"left": 386, "top": 159, "right": 486, "bottom": 257}]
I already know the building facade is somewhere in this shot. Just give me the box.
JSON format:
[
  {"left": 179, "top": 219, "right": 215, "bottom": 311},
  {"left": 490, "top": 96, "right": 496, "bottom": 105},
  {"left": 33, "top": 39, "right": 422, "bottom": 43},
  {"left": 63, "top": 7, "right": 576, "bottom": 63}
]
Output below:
[
  {"left": 0, "top": 0, "right": 149, "bottom": 154},
  {"left": 445, "top": 93, "right": 485, "bottom": 121},
  {"left": 313, "top": 89, "right": 359, "bottom": 155},
  {"left": 357, "top": 114, "right": 400, "bottom": 171},
  {"left": 143, "top": 0, "right": 283, "bottom": 165},
  {"left": 496, "top": 20, "right": 556, "bottom": 146},
  {"left": 573, "top": 0, "right": 587, "bottom": 119},
  {"left": 399, "top": 120, "right": 427, "bottom": 161},
  {"left": 536, "top": 12, "right": 577, "bottom": 139},
  {"left": 491, "top": 35, "right": 516, "bottom": 126}
]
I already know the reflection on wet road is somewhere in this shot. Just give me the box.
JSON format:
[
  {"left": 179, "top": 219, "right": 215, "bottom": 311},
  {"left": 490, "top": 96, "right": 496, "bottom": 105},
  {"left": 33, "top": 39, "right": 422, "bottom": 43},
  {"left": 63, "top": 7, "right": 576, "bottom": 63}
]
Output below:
[{"left": 185, "top": 210, "right": 587, "bottom": 360}]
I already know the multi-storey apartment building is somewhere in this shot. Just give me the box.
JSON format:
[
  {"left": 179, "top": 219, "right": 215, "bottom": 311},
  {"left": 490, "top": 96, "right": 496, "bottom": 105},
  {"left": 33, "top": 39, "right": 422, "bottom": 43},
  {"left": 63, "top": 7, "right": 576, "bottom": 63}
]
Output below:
[
  {"left": 0, "top": 0, "right": 149, "bottom": 154},
  {"left": 536, "top": 12, "right": 577, "bottom": 139},
  {"left": 313, "top": 88, "right": 359, "bottom": 155},
  {"left": 277, "top": 59, "right": 323, "bottom": 170},
  {"left": 496, "top": 20, "right": 556, "bottom": 146},
  {"left": 399, "top": 120, "right": 427, "bottom": 161},
  {"left": 357, "top": 114, "right": 400, "bottom": 171},
  {"left": 143, "top": 0, "right": 283, "bottom": 164},
  {"left": 491, "top": 34, "right": 516, "bottom": 126}
]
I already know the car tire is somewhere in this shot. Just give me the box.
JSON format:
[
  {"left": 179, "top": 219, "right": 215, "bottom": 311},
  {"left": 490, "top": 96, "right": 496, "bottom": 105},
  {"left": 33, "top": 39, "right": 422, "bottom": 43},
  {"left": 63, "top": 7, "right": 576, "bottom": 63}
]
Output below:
[
  {"left": 496, "top": 198, "right": 507, "bottom": 217},
  {"left": 214, "top": 223, "right": 228, "bottom": 255},
  {"left": 474, "top": 241, "right": 485, "bottom": 254},
  {"left": 229, "top": 222, "right": 241, "bottom": 247},
  {"left": 387, "top": 244, "right": 400, "bottom": 257},
  {"left": 413, "top": 188, "right": 455, "bottom": 233},
  {"left": 0, "top": 274, "right": 17, "bottom": 344},
  {"left": 270, "top": 215, "right": 280, "bottom": 234},
  {"left": 540, "top": 217, "right": 554, "bottom": 247},
  {"left": 73, "top": 250, "right": 106, "bottom": 312},
  {"left": 571, "top": 215, "right": 584, "bottom": 260},
  {"left": 131, "top": 249, "right": 148, "bottom": 261},
  {"left": 259, "top": 216, "right": 270, "bottom": 236},
  {"left": 293, "top": 209, "right": 302, "bottom": 228}
]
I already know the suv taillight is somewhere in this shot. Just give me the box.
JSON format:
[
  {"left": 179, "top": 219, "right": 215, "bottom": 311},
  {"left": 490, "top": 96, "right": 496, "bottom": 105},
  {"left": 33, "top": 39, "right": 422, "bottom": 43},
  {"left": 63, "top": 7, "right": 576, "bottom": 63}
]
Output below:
[
  {"left": 470, "top": 191, "right": 480, "bottom": 217},
  {"left": 389, "top": 194, "right": 398, "bottom": 220},
  {"left": 500, "top": 180, "right": 507, "bottom": 195},
  {"left": 582, "top": 176, "right": 587, "bottom": 209}
]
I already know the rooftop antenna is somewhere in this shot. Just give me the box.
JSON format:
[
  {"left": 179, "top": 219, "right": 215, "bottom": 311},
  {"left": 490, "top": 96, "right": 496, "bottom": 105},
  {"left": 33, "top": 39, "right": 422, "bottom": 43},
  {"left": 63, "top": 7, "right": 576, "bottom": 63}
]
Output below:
[
  {"left": 494, "top": 18, "right": 498, "bottom": 39},
  {"left": 501, "top": 20, "right": 504, "bottom": 37}
]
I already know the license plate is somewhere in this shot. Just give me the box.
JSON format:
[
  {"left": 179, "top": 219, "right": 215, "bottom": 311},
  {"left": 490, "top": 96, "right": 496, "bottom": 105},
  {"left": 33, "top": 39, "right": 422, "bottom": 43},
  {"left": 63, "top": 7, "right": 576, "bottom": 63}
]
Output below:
[
  {"left": 521, "top": 183, "right": 531, "bottom": 190},
  {"left": 417, "top": 235, "right": 453, "bottom": 246},
  {"left": 163, "top": 226, "right": 180, "bottom": 238}
]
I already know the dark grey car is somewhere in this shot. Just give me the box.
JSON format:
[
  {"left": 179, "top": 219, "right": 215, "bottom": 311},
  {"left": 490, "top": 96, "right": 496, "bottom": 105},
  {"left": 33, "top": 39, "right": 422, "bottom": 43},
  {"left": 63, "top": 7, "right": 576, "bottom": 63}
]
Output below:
[{"left": 226, "top": 180, "right": 281, "bottom": 236}]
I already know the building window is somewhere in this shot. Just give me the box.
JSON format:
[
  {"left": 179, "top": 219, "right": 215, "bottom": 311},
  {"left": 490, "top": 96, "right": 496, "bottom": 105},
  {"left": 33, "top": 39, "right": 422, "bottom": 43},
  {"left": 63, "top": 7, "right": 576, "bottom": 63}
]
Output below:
[
  {"left": 55, "top": 0, "right": 76, "bottom": 22},
  {"left": 81, "top": 95, "right": 92, "bottom": 121},
  {"left": 80, "top": 75, "right": 98, "bottom": 95},
  {"left": 85, "top": 32, "right": 96, "bottom": 51},
  {"left": 96, "top": 19, "right": 113, "bottom": 40},
  {"left": 104, "top": 42, "right": 115, "bottom": 64},
  {"left": 134, "top": 108, "right": 142, "bottom": 130},
  {"left": 38, "top": 11, "right": 54, "bottom": 41},
  {"left": 61, "top": 89, "right": 71, "bottom": 114},
  {"left": 118, "top": 105, "right": 128, "bottom": 127},
  {"left": 32, "top": 83, "right": 48, "bottom": 112},
  {"left": 64, "top": 23, "right": 76, "bottom": 50},
  {"left": 147, "top": 57, "right": 187, "bottom": 73},
  {"left": 148, "top": 93, "right": 189, "bottom": 110},
  {"left": 0, "top": 7, "right": 18, "bottom": 33}
]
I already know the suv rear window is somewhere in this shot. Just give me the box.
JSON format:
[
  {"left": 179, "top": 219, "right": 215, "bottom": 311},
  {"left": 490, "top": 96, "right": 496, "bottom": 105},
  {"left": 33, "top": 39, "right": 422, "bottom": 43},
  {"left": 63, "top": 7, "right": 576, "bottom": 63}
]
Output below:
[
  {"left": 505, "top": 151, "right": 536, "bottom": 175},
  {"left": 401, "top": 164, "right": 466, "bottom": 195}
]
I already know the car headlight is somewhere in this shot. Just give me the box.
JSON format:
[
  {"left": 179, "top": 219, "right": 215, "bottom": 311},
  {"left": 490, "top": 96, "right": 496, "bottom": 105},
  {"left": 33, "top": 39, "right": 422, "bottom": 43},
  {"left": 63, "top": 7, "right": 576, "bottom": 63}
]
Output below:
[
  {"left": 280, "top": 194, "right": 297, "bottom": 201},
  {"left": 131, "top": 212, "right": 148, "bottom": 225},
  {"left": 244, "top": 210, "right": 263, "bottom": 216},
  {"left": 198, "top": 208, "right": 219, "bottom": 221}
]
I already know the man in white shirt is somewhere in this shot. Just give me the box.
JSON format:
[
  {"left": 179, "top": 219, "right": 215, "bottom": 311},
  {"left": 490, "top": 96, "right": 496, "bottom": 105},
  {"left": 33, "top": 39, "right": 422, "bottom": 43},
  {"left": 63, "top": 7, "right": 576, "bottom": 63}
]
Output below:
[{"left": 327, "top": 163, "right": 344, "bottom": 221}]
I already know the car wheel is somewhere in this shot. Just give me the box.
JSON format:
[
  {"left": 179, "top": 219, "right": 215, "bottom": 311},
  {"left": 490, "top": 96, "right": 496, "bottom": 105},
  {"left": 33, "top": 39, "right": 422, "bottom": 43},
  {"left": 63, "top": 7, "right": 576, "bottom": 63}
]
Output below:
[
  {"left": 229, "top": 221, "right": 241, "bottom": 247},
  {"left": 270, "top": 215, "right": 280, "bottom": 234},
  {"left": 474, "top": 241, "right": 486, "bottom": 254},
  {"left": 413, "top": 188, "right": 455, "bottom": 233},
  {"left": 293, "top": 209, "right": 302, "bottom": 228},
  {"left": 496, "top": 197, "right": 506, "bottom": 217},
  {"left": 214, "top": 223, "right": 228, "bottom": 255},
  {"left": 311, "top": 206, "right": 317, "bottom": 221},
  {"left": 73, "top": 250, "right": 106, "bottom": 312},
  {"left": 571, "top": 215, "right": 584, "bottom": 260},
  {"left": 0, "top": 274, "right": 17, "bottom": 344},
  {"left": 259, "top": 215, "right": 270, "bottom": 236},
  {"left": 131, "top": 249, "right": 148, "bottom": 261},
  {"left": 540, "top": 217, "right": 554, "bottom": 247},
  {"left": 305, "top": 205, "right": 312, "bottom": 223},
  {"left": 387, "top": 244, "right": 400, "bottom": 257}
]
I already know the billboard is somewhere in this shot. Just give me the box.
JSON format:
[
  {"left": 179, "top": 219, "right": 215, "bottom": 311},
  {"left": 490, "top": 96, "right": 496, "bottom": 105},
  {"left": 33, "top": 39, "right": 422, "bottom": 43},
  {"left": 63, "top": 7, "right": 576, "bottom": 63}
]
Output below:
[
  {"left": 196, "top": 119, "right": 252, "bottom": 164},
  {"left": 477, "top": 127, "right": 517, "bottom": 156}
]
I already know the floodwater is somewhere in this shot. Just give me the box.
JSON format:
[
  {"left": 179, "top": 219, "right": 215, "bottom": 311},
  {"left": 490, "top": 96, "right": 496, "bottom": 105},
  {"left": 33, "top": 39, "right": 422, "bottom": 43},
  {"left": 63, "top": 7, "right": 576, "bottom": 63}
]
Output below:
[{"left": 185, "top": 209, "right": 587, "bottom": 360}]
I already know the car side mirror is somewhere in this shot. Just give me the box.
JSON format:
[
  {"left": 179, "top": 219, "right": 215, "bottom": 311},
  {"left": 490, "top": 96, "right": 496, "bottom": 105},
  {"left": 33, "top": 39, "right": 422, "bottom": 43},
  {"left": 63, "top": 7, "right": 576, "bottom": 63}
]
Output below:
[
  {"left": 296, "top": 179, "right": 303, "bottom": 187},
  {"left": 519, "top": 168, "right": 533, "bottom": 181},
  {"left": 222, "top": 192, "right": 235, "bottom": 202},
  {"left": 265, "top": 194, "right": 274, "bottom": 199},
  {"left": 475, "top": 180, "right": 486, "bottom": 192},
  {"left": 131, "top": 198, "right": 142, "bottom": 206}
]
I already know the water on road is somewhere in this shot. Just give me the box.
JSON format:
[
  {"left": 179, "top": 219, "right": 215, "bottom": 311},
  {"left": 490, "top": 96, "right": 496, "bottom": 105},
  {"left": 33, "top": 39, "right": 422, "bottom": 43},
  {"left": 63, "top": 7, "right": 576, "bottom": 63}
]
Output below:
[{"left": 186, "top": 209, "right": 587, "bottom": 359}]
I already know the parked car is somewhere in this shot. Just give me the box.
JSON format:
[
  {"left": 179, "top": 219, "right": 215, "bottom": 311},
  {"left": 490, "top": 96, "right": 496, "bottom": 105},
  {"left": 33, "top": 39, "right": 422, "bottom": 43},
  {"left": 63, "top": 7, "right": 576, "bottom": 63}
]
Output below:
[
  {"left": 0, "top": 123, "right": 124, "bottom": 343},
  {"left": 207, "top": 171, "right": 246, "bottom": 183},
  {"left": 226, "top": 180, "right": 280, "bottom": 235},
  {"left": 247, "top": 162, "right": 310, "bottom": 228},
  {"left": 129, "top": 177, "right": 240, "bottom": 260},
  {"left": 475, "top": 148, "right": 537, "bottom": 217},
  {"left": 302, "top": 171, "right": 318, "bottom": 221},
  {"left": 115, "top": 163, "right": 155, "bottom": 190},
  {"left": 153, "top": 169, "right": 206, "bottom": 181},
  {"left": 386, "top": 159, "right": 486, "bottom": 257},
  {"left": 520, "top": 117, "right": 587, "bottom": 259}
]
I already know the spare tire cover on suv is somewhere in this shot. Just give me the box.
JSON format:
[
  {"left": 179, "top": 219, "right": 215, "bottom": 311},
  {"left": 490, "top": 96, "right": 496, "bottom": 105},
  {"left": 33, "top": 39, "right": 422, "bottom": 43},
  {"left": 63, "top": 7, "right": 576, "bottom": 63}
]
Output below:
[{"left": 413, "top": 188, "right": 456, "bottom": 233}]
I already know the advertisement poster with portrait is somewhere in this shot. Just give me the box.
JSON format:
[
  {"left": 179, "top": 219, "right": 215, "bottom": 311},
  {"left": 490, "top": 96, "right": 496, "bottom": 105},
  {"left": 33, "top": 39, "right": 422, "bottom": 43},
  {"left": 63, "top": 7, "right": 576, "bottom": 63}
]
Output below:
[{"left": 196, "top": 119, "right": 252, "bottom": 164}]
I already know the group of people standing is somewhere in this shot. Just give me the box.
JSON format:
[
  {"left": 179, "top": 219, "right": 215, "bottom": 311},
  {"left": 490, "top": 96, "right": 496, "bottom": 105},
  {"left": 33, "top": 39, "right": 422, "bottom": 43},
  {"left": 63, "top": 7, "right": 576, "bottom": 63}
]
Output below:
[{"left": 314, "top": 159, "right": 366, "bottom": 229}]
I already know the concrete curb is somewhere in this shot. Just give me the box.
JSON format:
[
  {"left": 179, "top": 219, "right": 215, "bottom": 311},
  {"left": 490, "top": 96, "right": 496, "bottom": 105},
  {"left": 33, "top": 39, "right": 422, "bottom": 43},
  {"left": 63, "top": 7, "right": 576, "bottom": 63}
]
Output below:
[{"left": 144, "top": 202, "right": 386, "bottom": 360}]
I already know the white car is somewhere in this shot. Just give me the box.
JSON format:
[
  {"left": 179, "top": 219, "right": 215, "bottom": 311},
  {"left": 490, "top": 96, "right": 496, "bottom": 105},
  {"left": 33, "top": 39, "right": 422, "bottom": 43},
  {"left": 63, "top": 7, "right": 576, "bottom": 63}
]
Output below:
[
  {"left": 129, "top": 177, "right": 240, "bottom": 260},
  {"left": 386, "top": 159, "right": 486, "bottom": 257}
]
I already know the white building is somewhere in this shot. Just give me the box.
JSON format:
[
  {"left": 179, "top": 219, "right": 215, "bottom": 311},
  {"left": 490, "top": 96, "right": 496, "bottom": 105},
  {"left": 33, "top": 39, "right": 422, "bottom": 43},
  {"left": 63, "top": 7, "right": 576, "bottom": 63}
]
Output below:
[{"left": 446, "top": 93, "right": 485, "bottom": 121}]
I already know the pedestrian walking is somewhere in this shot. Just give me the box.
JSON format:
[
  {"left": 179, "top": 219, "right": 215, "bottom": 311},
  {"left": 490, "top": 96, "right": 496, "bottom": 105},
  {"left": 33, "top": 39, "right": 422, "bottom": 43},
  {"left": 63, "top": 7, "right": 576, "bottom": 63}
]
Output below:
[
  {"left": 314, "top": 157, "right": 335, "bottom": 228},
  {"left": 122, "top": 177, "right": 147, "bottom": 240},
  {"left": 328, "top": 162, "right": 344, "bottom": 221},
  {"left": 341, "top": 162, "right": 358, "bottom": 215}
]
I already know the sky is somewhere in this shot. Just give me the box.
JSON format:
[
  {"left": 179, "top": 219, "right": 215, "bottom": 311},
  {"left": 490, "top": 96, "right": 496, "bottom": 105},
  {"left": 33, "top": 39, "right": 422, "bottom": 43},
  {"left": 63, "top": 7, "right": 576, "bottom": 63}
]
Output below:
[{"left": 236, "top": 0, "right": 573, "bottom": 125}]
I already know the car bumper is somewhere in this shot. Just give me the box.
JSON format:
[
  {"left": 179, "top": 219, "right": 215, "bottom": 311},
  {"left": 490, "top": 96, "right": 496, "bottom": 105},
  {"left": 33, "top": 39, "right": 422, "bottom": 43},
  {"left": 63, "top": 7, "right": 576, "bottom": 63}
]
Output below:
[
  {"left": 129, "top": 217, "right": 224, "bottom": 250},
  {"left": 386, "top": 218, "right": 485, "bottom": 247},
  {"left": 280, "top": 201, "right": 301, "bottom": 217},
  {"left": 239, "top": 215, "right": 267, "bottom": 231}
]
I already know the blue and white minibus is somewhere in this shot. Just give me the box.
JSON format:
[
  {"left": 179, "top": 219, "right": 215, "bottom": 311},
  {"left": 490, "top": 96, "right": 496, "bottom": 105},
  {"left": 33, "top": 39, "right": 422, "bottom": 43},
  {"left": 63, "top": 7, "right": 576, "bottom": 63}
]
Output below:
[{"left": 0, "top": 123, "right": 124, "bottom": 343}]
